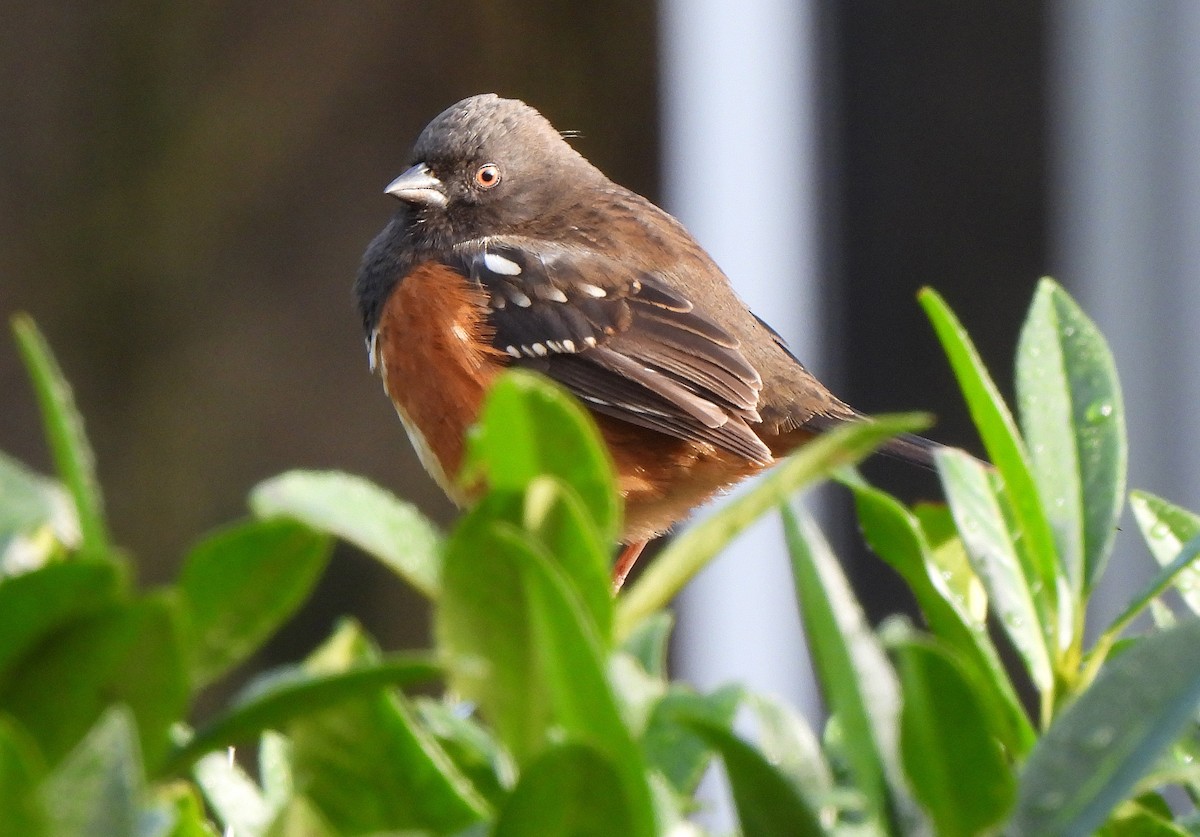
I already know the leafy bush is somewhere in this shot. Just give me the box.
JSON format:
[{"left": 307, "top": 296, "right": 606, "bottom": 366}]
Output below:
[{"left": 5, "top": 279, "right": 1200, "bottom": 836}]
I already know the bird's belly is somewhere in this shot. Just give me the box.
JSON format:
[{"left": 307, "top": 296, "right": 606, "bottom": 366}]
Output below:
[
  {"left": 593, "top": 413, "right": 772, "bottom": 542},
  {"left": 388, "top": 394, "right": 465, "bottom": 505}
]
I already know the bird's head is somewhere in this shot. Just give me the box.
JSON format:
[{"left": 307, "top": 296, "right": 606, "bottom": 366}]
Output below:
[{"left": 385, "top": 93, "right": 601, "bottom": 244}]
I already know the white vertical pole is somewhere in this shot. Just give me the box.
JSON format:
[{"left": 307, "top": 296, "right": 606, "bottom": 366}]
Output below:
[
  {"left": 659, "top": 0, "right": 823, "bottom": 716},
  {"left": 1049, "top": 2, "right": 1200, "bottom": 626}
]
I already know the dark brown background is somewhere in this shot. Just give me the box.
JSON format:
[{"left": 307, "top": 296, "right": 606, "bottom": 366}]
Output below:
[{"left": 0, "top": 3, "right": 1045, "bottom": 691}]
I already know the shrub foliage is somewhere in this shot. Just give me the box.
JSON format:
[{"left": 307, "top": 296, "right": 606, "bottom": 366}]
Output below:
[{"left": 4, "top": 280, "right": 1200, "bottom": 836}]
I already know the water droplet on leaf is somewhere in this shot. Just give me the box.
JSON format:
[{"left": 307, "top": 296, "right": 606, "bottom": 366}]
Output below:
[
  {"left": 1085, "top": 727, "right": 1115, "bottom": 749},
  {"left": 1036, "top": 791, "right": 1064, "bottom": 812}
]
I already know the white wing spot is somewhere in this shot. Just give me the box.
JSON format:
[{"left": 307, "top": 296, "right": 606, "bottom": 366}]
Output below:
[
  {"left": 505, "top": 345, "right": 521, "bottom": 358},
  {"left": 583, "top": 336, "right": 597, "bottom": 348},
  {"left": 531, "top": 342, "right": 548, "bottom": 356},
  {"left": 580, "top": 284, "right": 607, "bottom": 298},
  {"left": 367, "top": 330, "right": 379, "bottom": 373},
  {"left": 561, "top": 339, "right": 575, "bottom": 352},
  {"left": 626, "top": 404, "right": 671, "bottom": 417},
  {"left": 509, "top": 289, "right": 533, "bottom": 308},
  {"left": 483, "top": 251, "right": 522, "bottom": 276},
  {"left": 543, "top": 287, "right": 568, "bottom": 303}
]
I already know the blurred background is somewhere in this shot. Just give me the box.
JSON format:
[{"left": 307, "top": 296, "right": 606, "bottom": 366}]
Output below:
[{"left": 2, "top": 0, "right": 1197, "bottom": 728}]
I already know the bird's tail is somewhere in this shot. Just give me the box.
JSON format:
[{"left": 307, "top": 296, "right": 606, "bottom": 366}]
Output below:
[
  {"left": 876, "top": 431, "right": 944, "bottom": 470},
  {"left": 803, "top": 411, "right": 946, "bottom": 471}
]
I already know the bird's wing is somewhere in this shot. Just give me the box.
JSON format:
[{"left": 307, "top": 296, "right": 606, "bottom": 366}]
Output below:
[{"left": 452, "top": 237, "right": 772, "bottom": 463}]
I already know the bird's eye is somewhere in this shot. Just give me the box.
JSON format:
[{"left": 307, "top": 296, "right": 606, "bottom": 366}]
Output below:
[{"left": 474, "top": 163, "right": 502, "bottom": 189}]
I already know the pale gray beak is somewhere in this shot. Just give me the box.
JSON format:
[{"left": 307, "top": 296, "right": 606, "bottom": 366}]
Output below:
[{"left": 384, "top": 163, "right": 447, "bottom": 207}]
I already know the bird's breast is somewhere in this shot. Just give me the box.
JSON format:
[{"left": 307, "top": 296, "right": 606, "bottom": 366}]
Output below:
[{"left": 375, "top": 261, "right": 505, "bottom": 503}]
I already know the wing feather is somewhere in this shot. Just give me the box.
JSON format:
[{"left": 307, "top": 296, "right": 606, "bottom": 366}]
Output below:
[{"left": 453, "top": 237, "right": 771, "bottom": 463}]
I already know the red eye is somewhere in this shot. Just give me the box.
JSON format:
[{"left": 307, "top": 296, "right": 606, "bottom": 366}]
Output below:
[{"left": 474, "top": 163, "right": 502, "bottom": 189}]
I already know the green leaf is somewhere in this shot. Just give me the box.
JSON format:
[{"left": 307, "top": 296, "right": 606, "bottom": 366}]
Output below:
[
  {"left": 682, "top": 714, "right": 825, "bottom": 837},
  {"left": 250, "top": 469, "right": 442, "bottom": 599},
  {"left": 850, "top": 482, "right": 1034, "bottom": 756},
  {"left": 1130, "top": 792, "right": 1174, "bottom": 822},
  {"left": 193, "top": 749, "right": 272, "bottom": 837},
  {"left": 616, "top": 413, "right": 929, "bottom": 639},
  {"left": 641, "top": 684, "right": 740, "bottom": 795},
  {"left": 0, "top": 717, "right": 47, "bottom": 837},
  {"left": 645, "top": 771, "right": 692, "bottom": 836},
  {"left": 1131, "top": 491, "right": 1200, "bottom": 616},
  {"left": 437, "top": 514, "right": 550, "bottom": 763},
  {"left": 1145, "top": 731, "right": 1200, "bottom": 801},
  {"left": 164, "top": 653, "right": 440, "bottom": 775},
  {"left": 742, "top": 691, "right": 835, "bottom": 818},
  {"left": 0, "top": 559, "right": 124, "bottom": 677},
  {"left": 470, "top": 369, "right": 620, "bottom": 543},
  {"left": 1016, "top": 278, "right": 1126, "bottom": 593},
  {"left": 286, "top": 621, "right": 487, "bottom": 834},
  {"left": 1100, "top": 800, "right": 1192, "bottom": 836},
  {"left": 0, "top": 453, "right": 59, "bottom": 539},
  {"left": 179, "top": 518, "right": 331, "bottom": 687},
  {"left": 157, "top": 783, "right": 220, "bottom": 837},
  {"left": 263, "top": 797, "right": 337, "bottom": 837},
  {"left": 258, "top": 731, "right": 293, "bottom": 812},
  {"left": 1150, "top": 601, "right": 1176, "bottom": 631},
  {"left": 607, "top": 652, "right": 665, "bottom": 738},
  {"left": 189, "top": 735, "right": 290, "bottom": 837},
  {"left": 937, "top": 447, "right": 1055, "bottom": 696},
  {"left": 621, "top": 611, "right": 674, "bottom": 678},
  {"left": 1010, "top": 618, "right": 1200, "bottom": 836},
  {"left": 40, "top": 707, "right": 142, "bottom": 837},
  {"left": 437, "top": 514, "right": 656, "bottom": 836},
  {"left": 913, "top": 501, "right": 987, "bottom": 627},
  {"left": 1092, "top": 535, "right": 1200, "bottom": 666},
  {"left": 413, "top": 696, "right": 512, "bottom": 809},
  {"left": 0, "top": 452, "right": 79, "bottom": 574},
  {"left": 783, "top": 504, "right": 924, "bottom": 835},
  {"left": 889, "top": 631, "right": 1014, "bottom": 836},
  {"left": 818, "top": 715, "right": 877, "bottom": 824},
  {"left": 11, "top": 314, "right": 112, "bottom": 557},
  {"left": 521, "top": 476, "right": 613, "bottom": 642},
  {"left": 920, "top": 288, "right": 1061, "bottom": 654},
  {"left": 494, "top": 743, "right": 635, "bottom": 837},
  {"left": 0, "top": 593, "right": 187, "bottom": 771}
]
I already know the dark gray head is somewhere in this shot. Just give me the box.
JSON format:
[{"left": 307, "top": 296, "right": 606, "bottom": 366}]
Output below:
[{"left": 384, "top": 94, "right": 603, "bottom": 243}]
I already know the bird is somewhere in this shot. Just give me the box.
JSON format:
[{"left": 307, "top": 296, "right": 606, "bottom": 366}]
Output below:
[{"left": 355, "top": 93, "right": 939, "bottom": 588}]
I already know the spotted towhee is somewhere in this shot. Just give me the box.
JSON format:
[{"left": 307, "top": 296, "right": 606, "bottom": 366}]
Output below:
[{"left": 356, "top": 93, "right": 939, "bottom": 586}]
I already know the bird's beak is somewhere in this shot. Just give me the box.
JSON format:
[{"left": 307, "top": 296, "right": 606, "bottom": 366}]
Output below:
[{"left": 384, "top": 162, "right": 447, "bottom": 207}]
